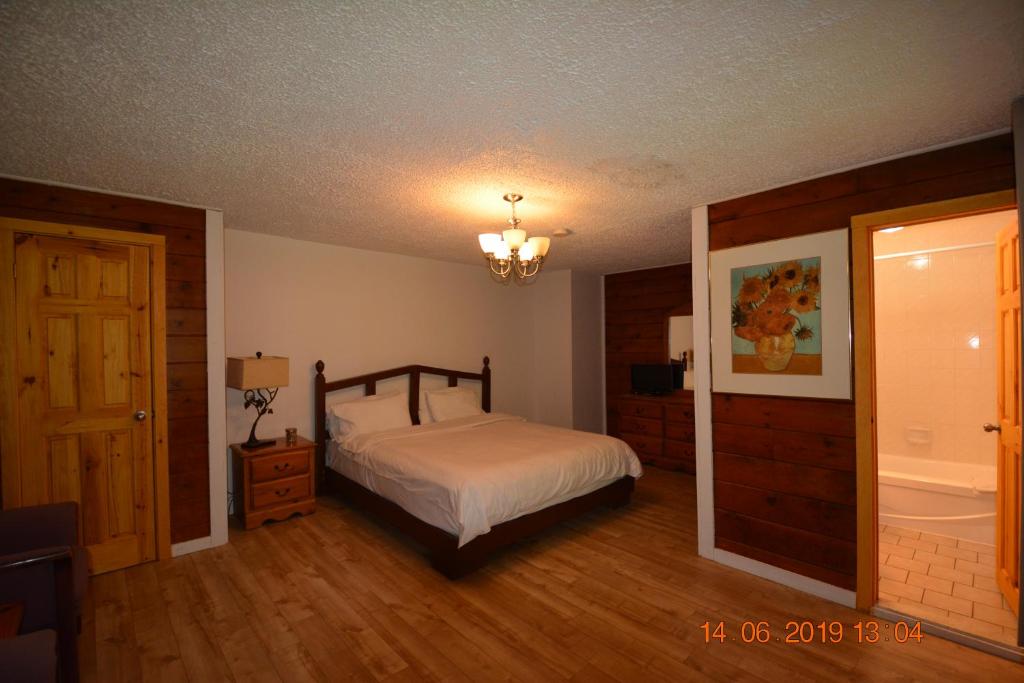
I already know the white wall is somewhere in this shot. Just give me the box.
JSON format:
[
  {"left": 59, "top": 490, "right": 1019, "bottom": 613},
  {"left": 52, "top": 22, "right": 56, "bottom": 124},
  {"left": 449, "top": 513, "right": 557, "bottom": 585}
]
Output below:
[
  {"left": 571, "top": 271, "right": 604, "bottom": 433},
  {"left": 872, "top": 212, "right": 1013, "bottom": 468},
  {"left": 526, "top": 270, "right": 574, "bottom": 428},
  {"left": 224, "top": 230, "right": 540, "bottom": 444},
  {"left": 668, "top": 315, "right": 693, "bottom": 361}
]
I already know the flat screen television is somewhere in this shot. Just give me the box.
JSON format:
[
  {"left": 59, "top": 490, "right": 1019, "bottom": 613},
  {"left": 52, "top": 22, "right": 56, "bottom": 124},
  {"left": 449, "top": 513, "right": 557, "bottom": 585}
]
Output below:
[{"left": 630, "top": 363, "right": 675, "bottom": 395}]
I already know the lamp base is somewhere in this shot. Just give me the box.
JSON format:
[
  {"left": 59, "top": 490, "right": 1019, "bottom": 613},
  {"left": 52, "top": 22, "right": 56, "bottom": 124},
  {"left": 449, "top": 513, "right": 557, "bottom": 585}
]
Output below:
[{"left": 240, "top": 437, "right": 276, "bottom": 451}]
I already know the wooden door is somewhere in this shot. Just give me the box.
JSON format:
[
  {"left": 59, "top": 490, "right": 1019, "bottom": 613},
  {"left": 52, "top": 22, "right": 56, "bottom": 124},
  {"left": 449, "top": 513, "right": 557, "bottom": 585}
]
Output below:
[
  {"left": 996, "top": 219, "right": 1021, "bottom": 615},
  {"left": 13, "top": 233, "right": 158, "bottom": 573}
]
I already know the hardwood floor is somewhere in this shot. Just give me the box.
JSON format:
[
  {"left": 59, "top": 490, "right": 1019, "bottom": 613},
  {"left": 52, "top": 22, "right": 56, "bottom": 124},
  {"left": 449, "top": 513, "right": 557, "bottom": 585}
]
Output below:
[{"left": 81, "top": 469, "right": 1021, "bottom": 681}]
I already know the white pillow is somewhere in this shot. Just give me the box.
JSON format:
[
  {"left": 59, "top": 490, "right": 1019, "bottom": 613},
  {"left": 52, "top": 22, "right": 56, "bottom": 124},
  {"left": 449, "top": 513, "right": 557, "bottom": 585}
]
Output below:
[
  {"left": 328, "top": 392, "right": 411, "bottom": 437},
  {"left": 425, "top": 386, "right": 483, "bottom": 423}
]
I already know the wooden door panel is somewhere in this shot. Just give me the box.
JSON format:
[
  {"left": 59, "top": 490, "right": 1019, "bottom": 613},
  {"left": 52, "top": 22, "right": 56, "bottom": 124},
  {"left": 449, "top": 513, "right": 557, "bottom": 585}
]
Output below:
[
  {"left": 80, "top": 431, "right": 111, "bottom": 547},
  {"left": 14, "top": 233, "right": 157, "bottom": 573},
  {"left": 99, "top": 259, "right": 129, "bottom": 300},
  {"left": 48, "top": 435, "right": 82, "bottom": 505},
  {"left": 45, "top": 315, "right": 78, "bottom": 409},
  {"left": 995, "top": 220, "right": 1021, "bottom": 615},
  {"left": 44, "top": 253, "right": 76, "bottom": 297},
  {"left": 105, "top": 429, "right": 137, "bottom": 537},
  {"left": 100, "top": 316, "right": 130, "bottom": 405}
]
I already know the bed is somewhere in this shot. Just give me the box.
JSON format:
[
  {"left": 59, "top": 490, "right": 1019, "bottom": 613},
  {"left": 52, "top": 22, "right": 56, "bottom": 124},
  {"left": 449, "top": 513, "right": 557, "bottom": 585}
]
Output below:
[{"left": 313, "top": 357, "right": 641, "bottom": 578}]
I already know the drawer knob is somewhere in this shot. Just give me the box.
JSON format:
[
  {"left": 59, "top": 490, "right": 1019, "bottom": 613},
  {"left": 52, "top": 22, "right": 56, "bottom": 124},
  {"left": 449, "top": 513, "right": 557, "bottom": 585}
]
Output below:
[
  {"left": 275, "top": 488, "right": 291, "bottom": 497},
  {"left": 274, "top": 463, "right": 292, "bottom": 472}
]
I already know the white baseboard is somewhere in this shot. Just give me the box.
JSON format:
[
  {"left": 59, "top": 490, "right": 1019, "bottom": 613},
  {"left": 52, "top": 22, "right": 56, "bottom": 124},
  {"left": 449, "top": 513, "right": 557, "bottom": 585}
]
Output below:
[
  {"left": 712, "top": 548, "right": 857, "bottom": 608},
  {"left": 171, "top": 535, "right": 215, "bottom": 557}
]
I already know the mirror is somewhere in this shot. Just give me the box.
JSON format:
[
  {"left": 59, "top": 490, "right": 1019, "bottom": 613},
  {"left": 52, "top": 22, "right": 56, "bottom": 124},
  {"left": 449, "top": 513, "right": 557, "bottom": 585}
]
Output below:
[{"left": 668, "top": 315, "right": 694, "bottom": 389}]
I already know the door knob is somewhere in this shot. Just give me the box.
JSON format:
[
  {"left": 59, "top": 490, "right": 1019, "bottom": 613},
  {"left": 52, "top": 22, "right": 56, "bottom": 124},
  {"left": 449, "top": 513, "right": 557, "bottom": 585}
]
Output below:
[
  {"left": 982, "top": 422, "right": 1001, "bottom": 433},
  {"left": 134, "top": 410, "right": 147, "bottom": 421}
]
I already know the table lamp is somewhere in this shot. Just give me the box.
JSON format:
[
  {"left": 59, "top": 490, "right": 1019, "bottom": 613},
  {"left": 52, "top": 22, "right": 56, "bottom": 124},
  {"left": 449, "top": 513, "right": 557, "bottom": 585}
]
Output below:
[{"left": 226, "top": 351, "right": 289, "bottom": 450}]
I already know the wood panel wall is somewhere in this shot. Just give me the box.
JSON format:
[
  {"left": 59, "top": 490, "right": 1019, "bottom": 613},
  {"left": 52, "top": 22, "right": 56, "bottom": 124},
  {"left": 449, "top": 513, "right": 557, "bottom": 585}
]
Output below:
[
  {"left": 0, "top": 178, "right": 211, "bottom": 544},
  {"left": 604, "top": 263, "right": 692, "bottom": 436},
  {"left": 707, "top": 133, "right": 1016, "bottom": 589}
]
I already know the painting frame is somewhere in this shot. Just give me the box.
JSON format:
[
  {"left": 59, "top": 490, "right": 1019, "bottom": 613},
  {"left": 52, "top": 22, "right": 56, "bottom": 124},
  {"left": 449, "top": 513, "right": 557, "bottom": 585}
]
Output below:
[{"left": 709, "top": 228, "right": 851, "bottom": 399}]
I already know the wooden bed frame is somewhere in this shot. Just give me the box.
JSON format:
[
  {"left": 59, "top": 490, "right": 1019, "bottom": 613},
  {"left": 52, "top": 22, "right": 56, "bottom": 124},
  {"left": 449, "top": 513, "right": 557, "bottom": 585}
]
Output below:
[{"left": 313, "top": 356, "right": 636, "bottom": 579}]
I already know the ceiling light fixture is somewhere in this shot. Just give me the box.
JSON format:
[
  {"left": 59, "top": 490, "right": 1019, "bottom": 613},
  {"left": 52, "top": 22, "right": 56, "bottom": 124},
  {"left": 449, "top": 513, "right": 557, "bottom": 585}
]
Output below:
[{"left": 478, "top": 193, "right": 550, "bottom": 282}]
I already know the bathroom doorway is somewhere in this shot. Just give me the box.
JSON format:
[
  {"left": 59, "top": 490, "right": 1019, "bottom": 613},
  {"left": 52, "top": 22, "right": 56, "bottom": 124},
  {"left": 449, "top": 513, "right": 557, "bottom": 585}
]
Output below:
[{"left": 851, "top": 190, "right": 1022, "bottom": 655}]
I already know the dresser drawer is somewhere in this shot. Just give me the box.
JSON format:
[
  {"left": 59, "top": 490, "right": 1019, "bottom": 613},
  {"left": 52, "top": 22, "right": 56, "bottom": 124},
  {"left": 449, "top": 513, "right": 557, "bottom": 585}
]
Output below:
[
  {"left": 665, "top": 422, "right": 694, "bottom": 442},
  {"left": 664, "top": 439, "right": 695, "bottom": 460},
  {"left": 664, "top": 440, "right": 696, "bottom": 474},
  {"left": 250, "top": 449, "right": 310, "bottom": 483},
  {"left": 618, "top": 415, "right": 662, "bottom": 436},
  {"left": 618, "top": 399, "right": 663, "bottom": 419},
  {"left": 665, "top": 403, "right": 695, "bottom": 424},
  {"left": 252, "top": 473, "right": 311, "bottom": 509},
  {"left": 645, "top": 453, "right": 694, "bottom": 473},
  {"left": 620, "top": 433, "right": 663, "bottom": 457}
]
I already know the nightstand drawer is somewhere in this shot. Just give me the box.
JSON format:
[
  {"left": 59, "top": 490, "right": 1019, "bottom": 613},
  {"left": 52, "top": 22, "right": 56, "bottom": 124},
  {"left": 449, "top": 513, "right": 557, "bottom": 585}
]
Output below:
[
  {"left": 618, "top": 399, "right": 663, "bottom": 419},
  {"left": 251, "top": 450, "right": 309, "bottom": 483},
  {"left": 252, "top": 474, "right": 311, "bottom": 509}
]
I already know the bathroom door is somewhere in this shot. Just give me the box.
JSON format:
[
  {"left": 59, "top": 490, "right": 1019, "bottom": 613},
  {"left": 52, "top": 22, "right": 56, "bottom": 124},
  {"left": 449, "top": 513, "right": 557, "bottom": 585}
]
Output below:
[{"left": 995, "top": 218, "right": 1021, "bottom": 615}]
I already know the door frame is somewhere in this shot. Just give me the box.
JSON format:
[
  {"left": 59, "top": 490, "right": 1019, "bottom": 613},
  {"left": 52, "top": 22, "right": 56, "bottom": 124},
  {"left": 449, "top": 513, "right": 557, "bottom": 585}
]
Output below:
[
  {"left": 851, "top": 189, "right": 1018, "bottom": 614},
  {"left": 0, "top": 217, "right": 172, "bottom": 561}
]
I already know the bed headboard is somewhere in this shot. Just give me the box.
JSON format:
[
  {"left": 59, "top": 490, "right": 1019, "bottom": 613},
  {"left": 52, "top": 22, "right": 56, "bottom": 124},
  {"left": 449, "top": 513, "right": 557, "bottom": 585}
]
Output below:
[{"left": 313, "top": 356, "right": 491, "bottom": 491}]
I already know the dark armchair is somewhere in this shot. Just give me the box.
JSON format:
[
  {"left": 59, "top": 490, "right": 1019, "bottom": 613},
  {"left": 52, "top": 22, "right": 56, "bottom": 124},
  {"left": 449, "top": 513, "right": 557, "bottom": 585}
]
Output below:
[{"left": 0, "top": 503, "right": 88, "bottom": 682}]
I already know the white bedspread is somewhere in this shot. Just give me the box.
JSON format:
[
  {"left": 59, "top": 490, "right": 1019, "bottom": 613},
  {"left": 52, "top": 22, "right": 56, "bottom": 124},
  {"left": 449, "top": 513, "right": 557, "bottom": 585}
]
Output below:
[{"left": 327, "top": 413, "right": 642, "bottom": 546}]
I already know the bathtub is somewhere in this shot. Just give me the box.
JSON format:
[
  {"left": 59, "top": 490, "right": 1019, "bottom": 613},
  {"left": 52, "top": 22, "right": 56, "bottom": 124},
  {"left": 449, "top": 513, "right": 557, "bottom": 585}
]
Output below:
[{"left": 877, "top": 453, "right": 996, "bottom": 545}]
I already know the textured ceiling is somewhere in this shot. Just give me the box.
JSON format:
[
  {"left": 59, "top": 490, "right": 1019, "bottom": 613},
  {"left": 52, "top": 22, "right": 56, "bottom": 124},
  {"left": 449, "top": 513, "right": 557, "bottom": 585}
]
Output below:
[{"left": 1, "top": 1, "right": 1022, "bottom": 273}]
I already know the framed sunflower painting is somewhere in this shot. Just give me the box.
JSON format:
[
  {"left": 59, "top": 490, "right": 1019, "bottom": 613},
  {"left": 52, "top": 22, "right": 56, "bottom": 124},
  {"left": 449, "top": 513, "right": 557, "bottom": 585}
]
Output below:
[
  {"left": 731, "top": 257, "right": 821, "bottom": 375},
  {"left": 709, "top": 229, "right": 851, "bottom": 399}
]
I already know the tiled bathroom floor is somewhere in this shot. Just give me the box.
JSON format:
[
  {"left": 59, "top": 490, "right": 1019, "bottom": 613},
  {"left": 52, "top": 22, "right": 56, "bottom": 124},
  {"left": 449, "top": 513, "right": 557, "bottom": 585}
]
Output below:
[{"left": 878, "top": 525, "right": 1018, "bottom": 646}]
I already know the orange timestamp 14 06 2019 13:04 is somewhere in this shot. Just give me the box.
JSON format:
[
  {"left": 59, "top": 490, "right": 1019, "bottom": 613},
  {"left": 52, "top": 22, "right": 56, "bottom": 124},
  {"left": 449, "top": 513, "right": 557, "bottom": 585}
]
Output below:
[{"left": 700, "top": 620, "right": 924, "bottom": 645}]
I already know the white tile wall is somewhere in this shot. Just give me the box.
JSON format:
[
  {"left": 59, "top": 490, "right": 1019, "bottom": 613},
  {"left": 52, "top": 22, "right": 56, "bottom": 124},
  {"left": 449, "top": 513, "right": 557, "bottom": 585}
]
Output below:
[{"left": 873, "top": 224, "right": 999, "bottom": 467}]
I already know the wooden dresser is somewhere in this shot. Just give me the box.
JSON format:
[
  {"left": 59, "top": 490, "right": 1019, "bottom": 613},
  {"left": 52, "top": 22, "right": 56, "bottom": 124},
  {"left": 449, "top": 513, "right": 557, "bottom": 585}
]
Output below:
[
  {"left": 230, "top": 436, "right": 316, "bottom": 529},
  {"left": 615, "top": 392, "right": 695, "bottom": 473}
]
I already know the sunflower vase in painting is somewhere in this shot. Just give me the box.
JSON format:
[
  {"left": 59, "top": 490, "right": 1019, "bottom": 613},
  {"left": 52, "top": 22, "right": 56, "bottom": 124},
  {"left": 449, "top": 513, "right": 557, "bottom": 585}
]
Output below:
[{"left": 730, "top": 258, "right": 822, "bottom": 375}]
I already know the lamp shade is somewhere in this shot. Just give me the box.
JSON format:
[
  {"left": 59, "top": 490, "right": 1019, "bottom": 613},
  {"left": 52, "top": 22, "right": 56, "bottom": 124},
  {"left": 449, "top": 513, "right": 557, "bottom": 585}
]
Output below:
[
  {"left": 502, "top": 228, "right": 527, "bottom": 249},
  {"left": 478, "top": 233, "right": 502, "bottom": 254},
  {"left": 518, "top": 242, "right": 535, "bottom": 262},
  {"left": 493, "top": 241, "right": 511, "bottom": 260},
  {"left": 226, "top": 355, "right": 289, "bottom": 390},
  {"left": 528, "top": 236, "right": 550, "bottom": 257}
]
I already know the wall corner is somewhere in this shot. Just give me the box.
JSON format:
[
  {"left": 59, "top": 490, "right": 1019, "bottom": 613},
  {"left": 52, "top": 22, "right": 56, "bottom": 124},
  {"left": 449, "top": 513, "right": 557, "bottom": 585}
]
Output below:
[{"left": 691, "top": 205, "right": 715, "bottom": 559}]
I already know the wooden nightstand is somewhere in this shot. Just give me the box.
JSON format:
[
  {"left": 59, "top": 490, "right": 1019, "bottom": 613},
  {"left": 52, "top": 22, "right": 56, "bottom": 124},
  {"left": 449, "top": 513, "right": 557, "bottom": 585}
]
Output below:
[{"left": 230, "top": 435, "right": 316, "bottom": 529}]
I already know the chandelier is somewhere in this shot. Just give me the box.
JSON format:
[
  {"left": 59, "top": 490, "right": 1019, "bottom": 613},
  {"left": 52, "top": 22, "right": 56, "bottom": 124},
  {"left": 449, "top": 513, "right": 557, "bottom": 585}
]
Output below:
[{"left": 477, "top": 193, "right": 551, "bottom": 281}]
